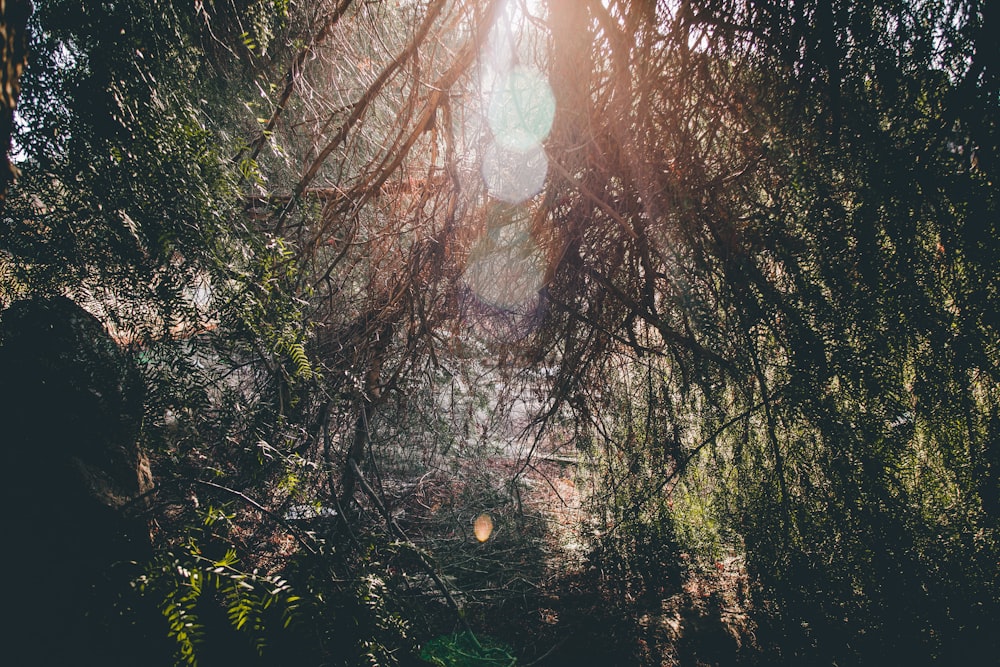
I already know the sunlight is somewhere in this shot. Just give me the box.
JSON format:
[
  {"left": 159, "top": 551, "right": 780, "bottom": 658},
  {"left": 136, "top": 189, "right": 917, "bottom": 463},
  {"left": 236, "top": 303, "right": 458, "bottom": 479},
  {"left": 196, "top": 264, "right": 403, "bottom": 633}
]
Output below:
[
  {"left": 459, "top": 0, "right": 552, "bottom": 341},
  {"left": 463, "top": 217, "right": 545, "bottom": 311},
  {"left": 460, "top": 203, "right": 546, "bottom": 340},
  {"left": 481, "top": 141, "right": 548, "bottom": 203},
  {"left": 487, "top": 65, "right": 555, "bottom": 152},
  {"left": 476, "top": 0, "right": 554, "bottom": 205}
]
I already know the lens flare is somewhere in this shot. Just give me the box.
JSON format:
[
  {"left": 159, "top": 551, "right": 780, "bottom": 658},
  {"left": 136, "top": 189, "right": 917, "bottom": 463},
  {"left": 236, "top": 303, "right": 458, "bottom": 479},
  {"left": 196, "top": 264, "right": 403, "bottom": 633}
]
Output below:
[
  {"left": 463, "top": 223, "right": 545, "bottom": 310},
  {"left": 482, "top": 141, "right": 548, "bottom": 204},
  {"left": 474, "top": 513, "right": 494, "bottom": 542},
  {"left": 487, "top": 66, "right": 555, "bottom": 152}
]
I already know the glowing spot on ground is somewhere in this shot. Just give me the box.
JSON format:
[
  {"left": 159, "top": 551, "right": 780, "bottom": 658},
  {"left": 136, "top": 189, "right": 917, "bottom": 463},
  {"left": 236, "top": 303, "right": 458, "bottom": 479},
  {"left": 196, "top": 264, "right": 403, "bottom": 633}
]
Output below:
[
  {"left": 481, "top": 141, "right": 548, "bottom": 203},
  {"left": 487, "top": 66, "right": 555, "bottom": 152},
  {"left": 474, "top": 513, "right": 494, "bottom": 542}
]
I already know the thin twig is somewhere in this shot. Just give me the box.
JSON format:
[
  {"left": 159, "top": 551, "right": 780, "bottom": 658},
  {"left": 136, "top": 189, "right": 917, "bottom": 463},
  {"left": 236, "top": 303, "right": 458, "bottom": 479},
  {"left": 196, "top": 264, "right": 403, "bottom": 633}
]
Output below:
[
  {"left": 348, "top": 458, "right": 480, "bottom": 643},
  {"left": 192, "top": 478, "right": 318, "bottom": 555}
]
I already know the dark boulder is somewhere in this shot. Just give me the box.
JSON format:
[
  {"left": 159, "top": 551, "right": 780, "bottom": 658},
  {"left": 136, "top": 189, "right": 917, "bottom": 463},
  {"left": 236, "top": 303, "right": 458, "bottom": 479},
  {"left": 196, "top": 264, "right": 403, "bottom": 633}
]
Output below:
[{"left": 0, "top": 296, "right": 161, "bottom": 665}]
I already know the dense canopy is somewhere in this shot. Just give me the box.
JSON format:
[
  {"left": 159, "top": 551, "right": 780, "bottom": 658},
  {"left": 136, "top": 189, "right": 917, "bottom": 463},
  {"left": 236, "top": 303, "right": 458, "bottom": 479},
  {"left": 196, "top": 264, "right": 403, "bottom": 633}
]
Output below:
[{"left": 1, "top": 0, "right": 998, "bottom": 664}]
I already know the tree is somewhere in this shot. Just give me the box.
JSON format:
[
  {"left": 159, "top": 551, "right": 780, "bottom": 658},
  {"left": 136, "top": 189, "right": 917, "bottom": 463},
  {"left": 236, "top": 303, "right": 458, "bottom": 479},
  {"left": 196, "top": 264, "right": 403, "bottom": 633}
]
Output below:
[
  {"left": 4, "top": 0, "right": 999, "bottom": 663},
  {"left": 0, "top": 0, "right": 31, "bottom": 199},
  {"left": 530, "top": 0, "right": 1000, "bottom": 662}
]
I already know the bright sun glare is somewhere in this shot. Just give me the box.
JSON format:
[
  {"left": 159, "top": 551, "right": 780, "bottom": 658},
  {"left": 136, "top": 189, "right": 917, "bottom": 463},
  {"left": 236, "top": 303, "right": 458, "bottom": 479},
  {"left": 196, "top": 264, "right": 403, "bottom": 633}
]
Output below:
[{"left": 462, "top": 0, "right": 554, "bottom": 336}]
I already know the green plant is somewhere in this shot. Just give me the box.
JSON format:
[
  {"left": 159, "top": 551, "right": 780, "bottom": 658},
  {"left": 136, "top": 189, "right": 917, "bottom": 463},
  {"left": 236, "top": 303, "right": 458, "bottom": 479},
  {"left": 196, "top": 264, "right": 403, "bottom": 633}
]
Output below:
[
  {"left": 420, "top": 632, "right": 517, "bottom": 667},
  {"left": 136, "top": 546, "right": 303, "bottom": 666}
]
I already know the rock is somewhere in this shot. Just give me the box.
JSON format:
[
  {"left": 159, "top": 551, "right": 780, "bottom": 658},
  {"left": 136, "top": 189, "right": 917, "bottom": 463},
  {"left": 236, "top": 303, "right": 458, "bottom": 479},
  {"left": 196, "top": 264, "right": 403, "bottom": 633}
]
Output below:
[
  {"left": 0, "top": 296, "right": 161, "bottom": 664},
  {"left": 0, "top": 296, "right": 151, "bottom": 504}
]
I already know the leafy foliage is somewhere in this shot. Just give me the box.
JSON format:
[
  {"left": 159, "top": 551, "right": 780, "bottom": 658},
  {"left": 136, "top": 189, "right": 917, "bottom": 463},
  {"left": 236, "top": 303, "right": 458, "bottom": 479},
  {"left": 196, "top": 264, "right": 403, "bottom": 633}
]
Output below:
[
  {"left": 420, "top": 632, "right": 517, "bottom": 667},
  {"left": 4, "top": 0, "right": 1000, "bottom": 664},
  {"left": 533, "top": 0, "right": 1000, "bottom": 662},
  {"left": 138, "top": 544, "right": 303, "bottom": 667}
]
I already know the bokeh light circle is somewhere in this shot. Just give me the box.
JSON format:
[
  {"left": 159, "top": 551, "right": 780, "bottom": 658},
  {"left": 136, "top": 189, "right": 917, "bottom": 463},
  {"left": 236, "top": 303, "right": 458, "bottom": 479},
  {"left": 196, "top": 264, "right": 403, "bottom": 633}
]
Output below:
[
  {"left": 481, "top": 141, "right": 548, "bottom": 203},
  {"left": 474, "top": 513, "right": 494, "bottom": 542},
  {"left": 487, "top": 65, "right": 556, "bottom": 152},
  {"left": 463, "top": 216, "right": 545, "bottom": 311}
]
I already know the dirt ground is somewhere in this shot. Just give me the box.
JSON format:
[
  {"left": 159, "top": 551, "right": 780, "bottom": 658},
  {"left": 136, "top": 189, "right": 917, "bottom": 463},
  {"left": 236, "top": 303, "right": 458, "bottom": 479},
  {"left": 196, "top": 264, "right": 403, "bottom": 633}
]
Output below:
[{"left": 383, "top": 421, "right": 757, "bottom": 667}]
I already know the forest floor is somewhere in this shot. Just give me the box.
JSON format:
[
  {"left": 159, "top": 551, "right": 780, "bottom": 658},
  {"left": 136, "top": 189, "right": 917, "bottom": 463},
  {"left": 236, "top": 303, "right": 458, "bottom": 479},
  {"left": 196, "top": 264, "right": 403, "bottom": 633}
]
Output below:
[
  {"left": 379, "top": 367, "right": 759, "bottom": 667},
  {"left": 480, "top": 456, "right": 757, "bottom": 667}
]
